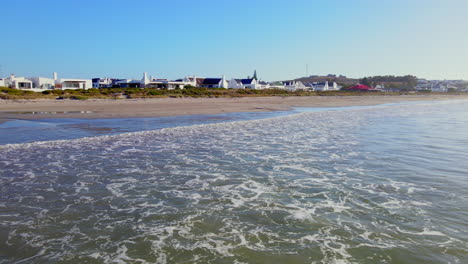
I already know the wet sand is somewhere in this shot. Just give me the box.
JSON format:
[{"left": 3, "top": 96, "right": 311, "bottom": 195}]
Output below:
[{"left": 0, "top": 95, "right": 467, "bottom": 122}]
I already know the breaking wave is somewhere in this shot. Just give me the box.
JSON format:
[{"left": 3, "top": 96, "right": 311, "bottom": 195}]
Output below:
[{"left": 1, "top": 101, "right": 467, "bottom": 263}]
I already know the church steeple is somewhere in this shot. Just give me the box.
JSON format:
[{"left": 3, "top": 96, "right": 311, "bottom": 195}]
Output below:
[{"left": 253, "top": 70, "right": 258, "bottom": 81}]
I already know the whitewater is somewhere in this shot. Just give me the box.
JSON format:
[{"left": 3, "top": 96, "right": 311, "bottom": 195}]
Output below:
[{"left": 0, "top": 101, "right": 467, "bottom": 263}]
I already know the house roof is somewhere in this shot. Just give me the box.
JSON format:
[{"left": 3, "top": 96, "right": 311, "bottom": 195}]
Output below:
[
  {"left": 240, "top": 78, "right": 254, "bottom": 85},
  {"left": 315, "top": 82, "right": 327, "bottom": 86},
  {"left": 202, "top": 78, "right": 221, "bottom": 85}
]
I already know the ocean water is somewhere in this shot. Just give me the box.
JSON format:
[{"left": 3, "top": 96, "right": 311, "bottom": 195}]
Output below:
[
  {"left": 0, "top": 111, "right": 293, "bottom": 145},
  {"left": 0, "top": 101, "right": 467, "bottom": 263}
]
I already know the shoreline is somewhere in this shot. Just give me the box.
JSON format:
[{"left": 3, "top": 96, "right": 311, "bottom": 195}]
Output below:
[{"left": 1, "top": 94, "right": 467, "bottom": 122}]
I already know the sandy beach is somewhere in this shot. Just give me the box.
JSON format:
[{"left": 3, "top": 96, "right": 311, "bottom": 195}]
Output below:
[{"left": 0, "top": 94, "right": 467, "bottom": 122}]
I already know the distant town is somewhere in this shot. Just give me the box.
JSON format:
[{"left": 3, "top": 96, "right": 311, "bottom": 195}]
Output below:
[{"left": 1, "top": 71, "right": 467, "bottom": 94}]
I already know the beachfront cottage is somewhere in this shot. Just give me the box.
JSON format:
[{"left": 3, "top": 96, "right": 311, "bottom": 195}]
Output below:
[
  {"left": 227, "top": 78, "right": 270, "bottom": 89},
  {"left": 3, "top": 74, "right": 34, "bottom": 89},
  {"left": 29, "top": 77, "right": 55, "bottom": 90},
  {"left": 257, "top": 81, "right": 271, "bottom": 89},
  {"left": 145, "top": 79, "right": 187, "bottom": 90},
  {"left": 240, "top": 78, "right": 257, "bottom": 89},
  {"left": 304, "top": 81, "right": 340, "bottom": 91},
  {"left": 198, "top": 76, "right": 228, "bottom": 88},
  {"left": 269, "top": 81, "right": 286, "bottom": 89},
  {"left": 114, "top": 79, "right": 141, "bottom": 88},
  {"left": 92, "top": 77, "right": 116, "bottom": 88},
  {"left": 53, "top": 72, "right": 92, "bottom": 90},
  {"left": 140, "top": 72, "right": 193, "bottom": 89},
  {"left": 228, "top": 79, "right": 245, "bottom": 89},
  {"left": 282, "top": 81, "right": 306, "bottom": 91},
  {"left": 181, "top": 76, "right": 197, "bottom": 87}
]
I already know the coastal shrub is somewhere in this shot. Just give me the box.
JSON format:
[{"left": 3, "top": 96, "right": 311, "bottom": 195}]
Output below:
[
  {"left": 124, "top": 88, "right": 141, "bottom": 95},
  {"left": 1, "top": 87, "right": 23, "bottom": 95},
  {"left": 147, "top": 90, "right": 164, "bottom": 96}
]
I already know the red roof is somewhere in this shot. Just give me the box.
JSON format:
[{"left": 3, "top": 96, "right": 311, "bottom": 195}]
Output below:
[{"left": 348, "top": 84, "right": 372, "bottom": 90}]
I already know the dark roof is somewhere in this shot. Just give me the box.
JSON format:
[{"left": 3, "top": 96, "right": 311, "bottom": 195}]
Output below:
[
  {"left": 202, "top": 78, "right": 221, "bottom": 85},
  {"left": 259, "top": 81, "right": 269, "bottom": 85},
  {"left": 240, "top": 78, "right": 254, "bottom": 85}
]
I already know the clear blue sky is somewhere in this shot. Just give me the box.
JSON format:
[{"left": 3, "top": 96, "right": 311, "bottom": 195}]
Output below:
[{"left": 2, "top": 0, "right": 467, "bottom": 81}]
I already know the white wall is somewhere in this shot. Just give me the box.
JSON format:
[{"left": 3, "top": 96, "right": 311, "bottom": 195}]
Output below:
[
  {"left": 30, "top": 77, "right": 55, "bottom": 89},
  {"left": 57, "top": 79, "right": 92, "bottom": 90}
]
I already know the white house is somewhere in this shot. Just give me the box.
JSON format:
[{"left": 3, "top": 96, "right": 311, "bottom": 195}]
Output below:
[
  {"left": 430, "top": 83, "right": 448, "bottom": 92},
  {"left": 374, "top": 84, "right": 385, "bottom": 90},
  {"left": 269, "top": 82, "right": 286, "bottom": 89},
  {"left": 92, "top": 77, "right": 115, "bottom": 88},
  {"left": 198, "top": 75, "right": 228, "bottom": 88},
  {"left": 256, "top": 81, "right": 271, "bottom": 90},
  {"left": 115, "top": 79, "right": 141, "bottom": 88},
  {"left": 228, "top": 79, "right": 245, "bottom": 89},
  {"left": 305, "top": 81, "right": 339, "bottom": 91},
  {"left": 282, "top": 81, "right": 306, "bottom": 91},
  {"left": 227, "top": 78, "right": 270, "bottom": 89},
  {"left": 328, "top": 82, "right": 339, "bottom": 90},
  {"left": 0, "top": 78, "right": 5, "bottom": 87},
  {"left": 141, "top": 72, "right": 194, "bottom": 89},
  {"left": 181, "top": 76, "right": 197, "bottom": 87},
  {"left": 29, "top": 77, "right": 55, "bottom": 90},
  {"left": 54, "top": 72, "right": 91, "bottom": 90},
  {"left": 145, "top": 78, "right": 186, "bottom": 89},
  {"left": 4, "top": 74, "right": 34, "bottom": 89}
]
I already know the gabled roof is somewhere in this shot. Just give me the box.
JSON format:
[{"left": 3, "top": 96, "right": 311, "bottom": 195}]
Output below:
[
  {"left": 314, "top": 82, "right": 327, "bottom": 86},
  {"left": 240, "top": 78, "right": 254, "bottom": 85},
  {"left": 196, "top": 78, "right": 205, "bottom": 86},
  {"left": 202, "top": 78, "right": 221, "bottom": 85}
]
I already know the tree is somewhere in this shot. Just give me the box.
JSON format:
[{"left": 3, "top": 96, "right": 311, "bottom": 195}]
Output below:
[{"left": 360, "top": 77, "right": 372, "bottom": 87}]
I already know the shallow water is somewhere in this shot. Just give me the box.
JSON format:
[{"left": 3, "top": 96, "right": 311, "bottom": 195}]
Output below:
[
  {"left": 0, "top": 101, "right": 467, "bottom": 263},
  {"left": 0, "top": 111, "right": 292, "bottom": 145}
]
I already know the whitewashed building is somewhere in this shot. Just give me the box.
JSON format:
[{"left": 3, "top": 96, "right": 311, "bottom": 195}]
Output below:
[
  {"left": 30, "top": 77, "right": 55, "bottom": 90},
  {"left": 282, "top": 81, "right": 306, "bottom": 91},
  {"left": 54, "top": 72, "right": 91, "bottom": 90},
  {"left": 3, "top": 74, "right": 33, "bottom": 89},
  {"left": 92, "top": 77, "right": 115, "bottom": 88},
  {"left": 228, "top": 79, "right": 245, "bottom": 89},
  {"left": 115, "top": 79, "right": 141, "bottom": 88},
  {"left": 256, "top": 81, "right": 271, "bottom": 89},
  {"left": 142, "top": 72, "right": 194, "bottom": 89},
  {"left": 198, "top": 75, "right": 228, "bottom": 88},
  {"left": 305, "top": 81, "right": 339, "bottom": 91}
]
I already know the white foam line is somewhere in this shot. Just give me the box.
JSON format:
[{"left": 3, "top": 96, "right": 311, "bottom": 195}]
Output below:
[{"left": 1, "top": 100, "right": 453, "bottom": 149}]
